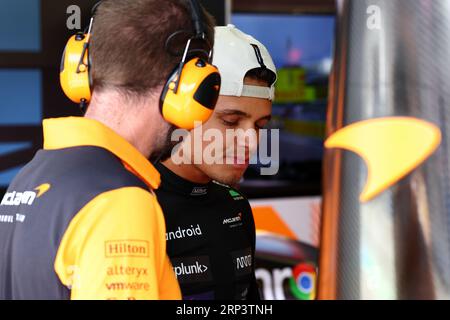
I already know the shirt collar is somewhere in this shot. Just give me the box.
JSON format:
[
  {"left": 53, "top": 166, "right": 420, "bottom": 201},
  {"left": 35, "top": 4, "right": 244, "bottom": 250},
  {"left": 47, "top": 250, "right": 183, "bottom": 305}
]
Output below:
[
  {"left": 43, "top": 117, "right": 160, "bottom": 190},
  {"left": 155, "top": 162, "right": 212, "bottom": 198}
]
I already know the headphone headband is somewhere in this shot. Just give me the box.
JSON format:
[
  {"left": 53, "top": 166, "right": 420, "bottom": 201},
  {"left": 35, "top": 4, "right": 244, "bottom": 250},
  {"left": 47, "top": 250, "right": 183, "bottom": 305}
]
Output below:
[
  {"left": 61, "top": 0, "right": 221, "bottom": 129},
  {"left": 91, "top": 1, "right": 102, "bottom": 16},
  {"left": 188, "top": 0, "right": 205, "bottom": 39}
]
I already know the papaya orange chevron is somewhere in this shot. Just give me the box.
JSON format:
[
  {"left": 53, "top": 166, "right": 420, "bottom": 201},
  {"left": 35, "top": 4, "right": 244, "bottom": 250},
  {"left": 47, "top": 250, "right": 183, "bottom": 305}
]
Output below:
[
  {"left": 34, "top": 183, "right": 51, "bottom": 198},
  {"left": 325, "top": 117, "right": 441, "bottom": 202},
  {"left": 252, "top": 206, "right": 297, "bottom": 240}
]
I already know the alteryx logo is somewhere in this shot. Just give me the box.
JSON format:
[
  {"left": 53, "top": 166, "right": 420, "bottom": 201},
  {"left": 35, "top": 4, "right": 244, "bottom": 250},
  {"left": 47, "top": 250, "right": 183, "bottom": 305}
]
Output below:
[{"left": 288, "top": 263, "right": 316, "bottom": 300}]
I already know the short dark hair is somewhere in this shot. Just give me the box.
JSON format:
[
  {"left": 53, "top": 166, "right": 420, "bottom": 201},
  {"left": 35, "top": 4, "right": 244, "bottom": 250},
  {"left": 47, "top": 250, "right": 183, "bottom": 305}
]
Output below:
[
  {"left": 245, "top": 67, "right": 277, "bottom": 87},
  {"left": 90, "top": 0, "right": 215, "bottom": 98}
]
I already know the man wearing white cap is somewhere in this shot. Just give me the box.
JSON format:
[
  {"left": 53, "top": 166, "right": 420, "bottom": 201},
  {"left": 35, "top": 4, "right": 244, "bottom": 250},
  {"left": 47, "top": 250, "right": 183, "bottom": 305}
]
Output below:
[{"left": 154, "top": 25, "right": 277, "bottom": 300}]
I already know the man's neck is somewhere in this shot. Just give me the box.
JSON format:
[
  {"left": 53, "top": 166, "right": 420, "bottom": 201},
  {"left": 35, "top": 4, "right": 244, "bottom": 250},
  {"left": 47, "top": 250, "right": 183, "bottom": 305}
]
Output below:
[
  {"left": 84, "top": 90, "right": 157, "bottom": 158},
  {"left": 162, "top": 158, "right": 211, "bottom": 184}
]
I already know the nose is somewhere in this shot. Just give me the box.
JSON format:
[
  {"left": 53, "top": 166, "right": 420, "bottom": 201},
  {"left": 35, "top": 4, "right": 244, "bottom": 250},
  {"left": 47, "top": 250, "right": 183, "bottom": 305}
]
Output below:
[{"left": 235, "top": 128, "right": 258, "bottom": 158}]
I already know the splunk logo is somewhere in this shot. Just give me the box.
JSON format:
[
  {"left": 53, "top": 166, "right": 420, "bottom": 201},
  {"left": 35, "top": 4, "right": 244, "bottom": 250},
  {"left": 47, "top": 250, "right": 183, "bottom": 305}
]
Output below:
[
  {"left": 166, "top": 224, "right": 203, "bottom": 241},
  {"left": 171, "top": 256, "right": 212, "bottom": 284},
  {"left": 256, "top": 263, "right": 317, "bottom": 300},
  {"left": 1, "top": 184, "right": 51, "bottom": 206},
  {"left": 174, "top": 261, "right": 208, "bottom": 277}
]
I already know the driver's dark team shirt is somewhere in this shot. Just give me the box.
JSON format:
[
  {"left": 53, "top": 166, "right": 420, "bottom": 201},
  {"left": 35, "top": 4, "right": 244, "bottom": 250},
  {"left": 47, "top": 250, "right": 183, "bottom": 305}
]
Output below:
[{"left": 154, "top": 163, "right": 260, "bottom": 300}]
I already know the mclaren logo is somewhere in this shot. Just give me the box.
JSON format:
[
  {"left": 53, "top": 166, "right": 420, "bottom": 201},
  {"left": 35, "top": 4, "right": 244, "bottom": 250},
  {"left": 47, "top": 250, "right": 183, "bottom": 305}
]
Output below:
[
  {"left": 35, "top": 183, "right": 51, "bottom": 198},
  {"left": 223, "top": 212, "right": 242, "bottom": 225},
  {"left": 325, "top": 117, "right": 441, "bottom": 202},
  {"left": 1, "top": 183, "right": 51, "bottom": 206}
]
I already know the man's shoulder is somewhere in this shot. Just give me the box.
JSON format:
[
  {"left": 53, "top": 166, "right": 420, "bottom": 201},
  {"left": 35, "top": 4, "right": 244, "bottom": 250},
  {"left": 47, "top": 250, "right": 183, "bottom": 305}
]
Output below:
[
  {"left": 46, "top": 146, "right": 146, "bottom": 189},
  {"left": 10, "top": 146, "right": 149, "bottom": 210}
]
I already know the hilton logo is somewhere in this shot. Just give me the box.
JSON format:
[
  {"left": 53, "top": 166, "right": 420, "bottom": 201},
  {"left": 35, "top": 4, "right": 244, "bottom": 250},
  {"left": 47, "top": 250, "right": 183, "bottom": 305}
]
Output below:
[{"left": 105, "top": 240, "right": 149, "bottom": 258}]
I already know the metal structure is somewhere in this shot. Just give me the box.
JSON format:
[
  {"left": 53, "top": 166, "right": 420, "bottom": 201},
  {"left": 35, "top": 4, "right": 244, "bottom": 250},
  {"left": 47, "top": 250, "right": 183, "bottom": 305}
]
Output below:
[{"left": 319, "top": 0, "right": 450, "bottom": 299}]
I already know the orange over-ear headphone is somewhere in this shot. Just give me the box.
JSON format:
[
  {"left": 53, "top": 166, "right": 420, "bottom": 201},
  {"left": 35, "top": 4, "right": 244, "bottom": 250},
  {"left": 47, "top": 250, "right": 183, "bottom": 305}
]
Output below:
[
  {"left": 59, "top": 20, "right": 93, "bottom": 112},
  {"left": 60, "top": 0, "right": 221, "bottom": 130}
]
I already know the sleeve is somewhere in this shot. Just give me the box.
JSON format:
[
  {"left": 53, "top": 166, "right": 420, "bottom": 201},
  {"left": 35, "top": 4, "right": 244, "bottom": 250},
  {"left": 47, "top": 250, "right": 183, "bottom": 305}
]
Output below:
[
  {"left": 53, "top": 187, "right": 181, "bottom": 300},
  {"left": 158, "top": 256, "right": 181, "bottom": 300}
]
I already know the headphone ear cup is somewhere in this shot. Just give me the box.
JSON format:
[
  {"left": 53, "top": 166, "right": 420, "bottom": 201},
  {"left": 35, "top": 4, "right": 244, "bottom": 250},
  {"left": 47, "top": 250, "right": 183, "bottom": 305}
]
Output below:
[
  {"left": 160, "top": 58, "right": 221, "bottom": 130},
  {"left": 159, "top": 65, "right": 179, "bottom": 115},
  {"left": 60, "top": 34, "right": 92, "bottom": 104}
]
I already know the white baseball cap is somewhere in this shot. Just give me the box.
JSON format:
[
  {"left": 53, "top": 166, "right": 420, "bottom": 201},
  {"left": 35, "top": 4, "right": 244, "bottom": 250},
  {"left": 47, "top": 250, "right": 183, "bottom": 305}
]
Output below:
[{"left": 212, "top": 24, "right": 277, "bottom": 101}]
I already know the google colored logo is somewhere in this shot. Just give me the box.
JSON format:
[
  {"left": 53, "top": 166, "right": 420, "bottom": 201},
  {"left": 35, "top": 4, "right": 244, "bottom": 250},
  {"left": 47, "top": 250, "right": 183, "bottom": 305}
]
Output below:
[{"left": 289, "top": 263, "right": 316, "bottom": 300}]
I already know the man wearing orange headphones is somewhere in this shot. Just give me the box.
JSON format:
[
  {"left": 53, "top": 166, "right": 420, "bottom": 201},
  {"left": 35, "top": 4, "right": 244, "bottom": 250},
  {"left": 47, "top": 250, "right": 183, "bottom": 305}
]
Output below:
[
  {"left": 155, "top": 25, "right": 277, "bottom": 300},
  {"left": 0, "top": 0, "right": 217, "bottom": 300}
]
